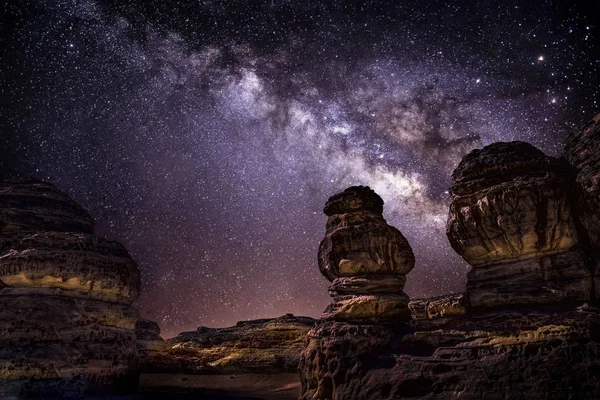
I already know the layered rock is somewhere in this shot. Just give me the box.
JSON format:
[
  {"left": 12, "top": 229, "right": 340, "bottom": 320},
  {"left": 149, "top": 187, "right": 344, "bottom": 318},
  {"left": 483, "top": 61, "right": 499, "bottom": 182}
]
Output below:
[
  {"left": 0, "top": 179, "right": 154, "bottom": 397},
  {"left": 0, "top": 179, "right": 94, "bottom": 253},
  {"left": 166, "top": 314, "right": 315, "bottom": 374},
  {"left": 135, "top": 318, "right": 175, "bottom": 374},
  {"left": 139, "top": 314, "right": 315, "bottom": 399},
  {"left": 300, "top": 299, "right": 600, "bottom": 400},
  {"left": 446, "top": 141, "right": 592, "bottom": 309},
  {"left": 408, "top": 293, "right": 466, "bottom": 320},
  {"left": 564, "top": 112, "right": 600, "bottom": 297},
  {"left": 318, "top": 186, "right": 415, "bottom": 323},
  {"left": 300, "top": 180, "right": 600, "bottom": 399}
]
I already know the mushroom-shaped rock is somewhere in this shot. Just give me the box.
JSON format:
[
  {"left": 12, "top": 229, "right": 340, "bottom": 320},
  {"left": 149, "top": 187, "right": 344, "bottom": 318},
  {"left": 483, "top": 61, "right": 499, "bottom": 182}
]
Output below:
[
  {"left": 447, "top": 142, "right": 592, "bottom": 309},
  {"left": 318, "top": 186, "right": 414, "bottom": 323},
  {"left": 0, "top": 179, "right": 154, "bottom": 397}
]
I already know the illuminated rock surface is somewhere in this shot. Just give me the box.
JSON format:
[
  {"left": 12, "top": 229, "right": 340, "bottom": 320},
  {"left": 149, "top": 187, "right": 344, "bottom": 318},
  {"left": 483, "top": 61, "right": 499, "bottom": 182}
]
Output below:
[
  {"left": 0, "top": 179, "right": 157, "bottom": 398},
  {"left": 138, "top": 314, "right": 315, "bottom": 399},
  {"left": 318, "top": 186, "right": 414, "bottom": 323},
  {"left": 299, "top": 182, "right": 600, "bottom": 400},
  {"left": 447, "top": 141, "right": 592, "bottom": 309},
  {"left": 299, "top": 300, "right": 600, "bottom": 400}
]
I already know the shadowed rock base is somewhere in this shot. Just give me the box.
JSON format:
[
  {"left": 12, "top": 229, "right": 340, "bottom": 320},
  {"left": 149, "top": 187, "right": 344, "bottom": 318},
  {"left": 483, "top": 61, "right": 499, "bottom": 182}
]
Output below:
[{"left": 299, "top": 300, "right": 600, "bottom": 400}]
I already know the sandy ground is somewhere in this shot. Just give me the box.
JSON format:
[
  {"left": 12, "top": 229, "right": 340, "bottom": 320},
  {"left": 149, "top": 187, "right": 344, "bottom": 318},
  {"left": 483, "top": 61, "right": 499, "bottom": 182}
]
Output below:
[{"left": 137, "top": 373, "right": 300, "bottom": 400}]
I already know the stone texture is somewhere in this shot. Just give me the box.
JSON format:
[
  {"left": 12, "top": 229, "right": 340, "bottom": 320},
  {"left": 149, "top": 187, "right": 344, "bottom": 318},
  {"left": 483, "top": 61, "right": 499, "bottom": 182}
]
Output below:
[
  {"left": 447, "top": 141, "right": 592, "bottom": 309},
  {"left": 0, "top": 231, "right": 140, "bottom": 304},
  {"left": 0, "top": 179, "right": 158, "bottom": 397},
  {"left": 138, "top": 314, "right": 315, "bottom": 399},
  {"left": 135, "top": 319, "right": 176, "bottom": 373},
  {"left": 167, "top": 314, "right": 315, "bottom": 374},
  {"left": 318, "top": 186, "right": 415, "bottom": 323},
  {"left": 299, "top": 302, "right": 600, "bottom": 400},
  {"left": 0, "top": 295, "right": 140, "bottom": 398},
  {"left": 0, "top": 179, "right": 94, "bottom": 252},
  {"left": 564, "top": 112, "right": 600, "bottom": 297},
  {"left": 408, "top": 293, "right": 466, "bottom": 320}
]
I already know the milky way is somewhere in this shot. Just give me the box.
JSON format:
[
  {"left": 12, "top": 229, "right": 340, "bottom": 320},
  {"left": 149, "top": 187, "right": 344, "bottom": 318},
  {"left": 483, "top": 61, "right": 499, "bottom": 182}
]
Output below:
[{"left": 2, "top": 0, "right": 599, "bottom": 336}]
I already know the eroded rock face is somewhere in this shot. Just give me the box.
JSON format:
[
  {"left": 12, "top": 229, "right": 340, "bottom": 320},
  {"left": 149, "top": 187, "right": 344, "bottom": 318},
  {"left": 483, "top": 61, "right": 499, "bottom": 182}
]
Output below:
[
  {"left": 0, "top": 232, "right": 140, "bottom": 304},
  {"left": 447, "top": 141, "right": 592, "bottom": 309},
  {"left": 564, "top": 113, "right": 600, "bottom": 297},
  {"left": 138, "top": 314, "right": 315, "bottom": 399},
  {"left": 319, "top": 186, "right": 414, "bottom": 323},
  {"left": 408, "top": 293, "right": 466, "bottom": 320},
  {"left": 0, "top": 179, "right": 155, "bottom": 397},
  {"left": 0, "top": 179, "right": 94, "bottom": 252},
  {"left": 167, "top": 314, "right": 315, "bottom": 374},
  {"left": 0, "top": 295, "right": 140, "bottom": 397},
  {"left": 299, "top": 301, "right": 600, "bottom": 400}
]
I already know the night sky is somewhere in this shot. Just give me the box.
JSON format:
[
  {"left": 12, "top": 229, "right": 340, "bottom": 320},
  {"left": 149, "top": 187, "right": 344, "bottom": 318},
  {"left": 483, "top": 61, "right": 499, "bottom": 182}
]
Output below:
[{"left": 2, "top": 0, "right": 599, "bottom": 336}]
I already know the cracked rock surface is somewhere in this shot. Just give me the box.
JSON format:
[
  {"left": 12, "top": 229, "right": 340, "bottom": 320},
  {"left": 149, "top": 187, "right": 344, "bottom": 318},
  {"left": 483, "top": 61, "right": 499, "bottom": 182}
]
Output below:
[
  {"left": 318, "top": 186, "right": 414, "bottom": 323},
  {"left": 447, "top": 141, "right": 592, "bottom": 309}
]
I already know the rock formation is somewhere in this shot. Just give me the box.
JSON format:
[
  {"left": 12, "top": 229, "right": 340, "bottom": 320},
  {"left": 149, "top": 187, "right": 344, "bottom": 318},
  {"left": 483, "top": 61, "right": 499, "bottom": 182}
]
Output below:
[
  {"left": 139, "top": 314, "right": 315, "bottom": 399},
  {"left": 446, "top": 141, "right": 592, "bottom": 309},
  {"left": 564, "top": 112, "right": 600, "bottom": 297},
  {"left": 318, "top": 186, "right": 414, "bottom": 323},
  {"left": 301, "top": 297, "right": 600, "bottom": 400},
  {"left": 299, "top": 182, "right": 600, "bottom": 400},
  {"left": 0, "top": 179, "right": 159, "bottom": 397}
]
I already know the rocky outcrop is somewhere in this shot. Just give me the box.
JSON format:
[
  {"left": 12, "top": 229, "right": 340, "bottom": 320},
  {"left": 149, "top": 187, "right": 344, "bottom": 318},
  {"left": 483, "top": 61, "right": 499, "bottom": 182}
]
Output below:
[
  {"left": 300, "top": 182, "right": 600, "bottom": 400},
  {"left": 564, "top": 112, "right": 600, "bottom": 297},
  {"left": 0, "top": 179, "right": 157, "bottom": 397},
  {"left": 446, "top": 141, "right": 592, "bottom": 309},
  {"left": 300, "top": 299, "right": 600, "bottom": 400},
  {"left": 408, "top": 293, "right": 466, "bottom": 320},
  {"left": 318, "top": 186, "right": 414, "bottom": 324},
  {"left": 167, "top": 314, "right": 315, "bottom": 374},
  {"left": 139, "top": 314, "right": 315, "bottom": 399}
]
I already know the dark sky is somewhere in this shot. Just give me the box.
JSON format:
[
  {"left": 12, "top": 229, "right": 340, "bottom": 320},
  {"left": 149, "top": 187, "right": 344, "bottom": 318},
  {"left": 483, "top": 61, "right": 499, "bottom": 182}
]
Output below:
[{"left": 1, "top": 0, "right": 599, "bottom": 336}]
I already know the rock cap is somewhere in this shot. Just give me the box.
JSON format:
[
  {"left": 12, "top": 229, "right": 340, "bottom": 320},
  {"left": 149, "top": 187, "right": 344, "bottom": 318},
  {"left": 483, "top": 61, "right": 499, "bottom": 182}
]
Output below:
[{"left": 323, "top": 186, "right": 384, "bottom": 216}]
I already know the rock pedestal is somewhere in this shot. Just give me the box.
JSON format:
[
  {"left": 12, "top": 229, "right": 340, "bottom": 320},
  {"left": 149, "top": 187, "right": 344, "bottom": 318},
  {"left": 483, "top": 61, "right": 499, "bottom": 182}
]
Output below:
[
  {"left": 299, "top": 186, "right": 415, "bottom": 399},
  {"left": 0, "top": 179, "right": 157, "bottom": 397},
  {"left": 446, "top": 142, "right": 592, "bottom": 309},
  {"left": 564, "top": 113, "right": 600, "bottom": 297},
  {"left": 318, "top": 186, "right": 415, "bottom": 324}
]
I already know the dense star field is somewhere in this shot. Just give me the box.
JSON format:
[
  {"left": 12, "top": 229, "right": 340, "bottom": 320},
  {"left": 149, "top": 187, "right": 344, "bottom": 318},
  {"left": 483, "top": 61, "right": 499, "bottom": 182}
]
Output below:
[{"left": 1, "top": 0, "right": 599, "bottom": 336}]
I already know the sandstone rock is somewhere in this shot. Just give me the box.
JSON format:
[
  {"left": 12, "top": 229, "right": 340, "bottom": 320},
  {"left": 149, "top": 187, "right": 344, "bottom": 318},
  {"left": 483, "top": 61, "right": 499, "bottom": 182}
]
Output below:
[
  {"left": 0, "top": 179, "right": 157, "bottom": 397},
  {"left": 564, "top": 112, "right": 600, "bottom": 297},
  {"left": 138, "top": 314, "right": 315, "bottom": 399},
  {"left": 408, "top": 293, "right": 466, "bottom": 320},
  {"left": 0, "top": 231, "right": 140, "bottom": 304},
  {"left": 299, "top": 303, "right": 600, "bottom": 400},
  {"left": 136, "top": 318, "right": 177, "bottom": 373},
  {"left": 318, "top": 186, "right": 414, "bottom": 323},
  {"left": 0, "top": 179, "right": 94, "bottom": 252},
  {"left": 447, "top": 141, "right": 592, "bottom": 308},
  {"left": 167, "top": 314, "right": 315, "bottom": 374},
  {"left": 0, "top": 295, "right": 140, "bottom": 398}
]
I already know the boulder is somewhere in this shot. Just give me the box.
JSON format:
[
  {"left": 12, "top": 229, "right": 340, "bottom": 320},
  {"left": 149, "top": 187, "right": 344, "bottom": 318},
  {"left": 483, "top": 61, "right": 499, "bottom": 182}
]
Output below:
[
  {"left": 446, "top": 142, "right": 592, "bottom": 308},
  {"left": 299, "top": 301, "right": 600, "bottom": 400},
  {"left": 318, "top": 186, "right": 414, "bottom": 323},
  {"left": 0, "top": 179, "right": 157, "bottom": 397}
]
